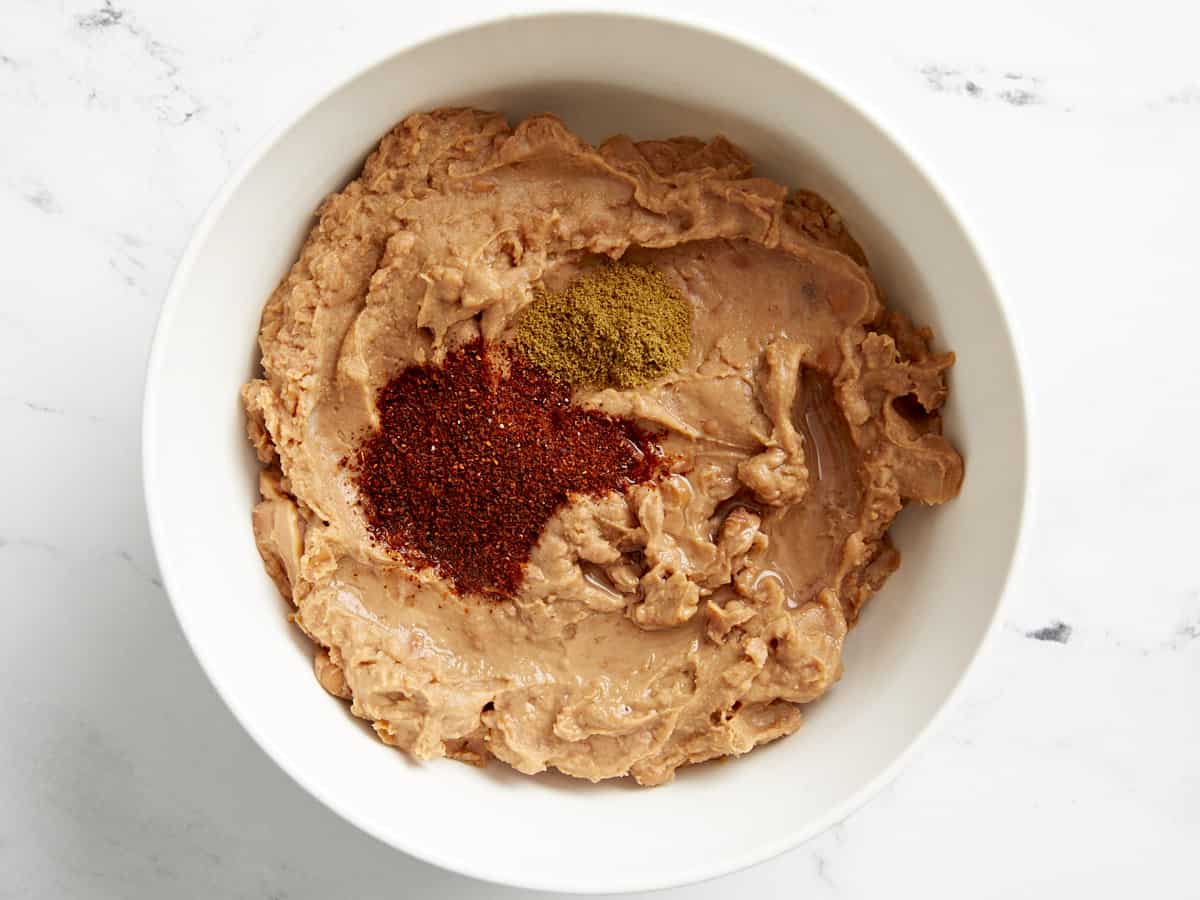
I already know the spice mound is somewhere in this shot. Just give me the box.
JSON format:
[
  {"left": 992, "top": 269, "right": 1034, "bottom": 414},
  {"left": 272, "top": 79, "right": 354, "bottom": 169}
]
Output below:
[
  {"left": 352, "top": 340, "right": 662, "bottom": 597},
  {"left": 517, "top": 262, "right": 692, "bottom": 388}
]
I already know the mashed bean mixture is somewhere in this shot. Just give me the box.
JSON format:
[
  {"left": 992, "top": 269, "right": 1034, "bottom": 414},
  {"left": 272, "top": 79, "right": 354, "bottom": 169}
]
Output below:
[{"left": 243, "top": 109, "right": 963, "bottom": 785}]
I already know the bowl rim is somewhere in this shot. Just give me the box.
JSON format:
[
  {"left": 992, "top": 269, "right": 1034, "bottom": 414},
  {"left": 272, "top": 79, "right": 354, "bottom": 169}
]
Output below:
[{"left": 142, "top": 8, "right": 1034, "bottom": 894}]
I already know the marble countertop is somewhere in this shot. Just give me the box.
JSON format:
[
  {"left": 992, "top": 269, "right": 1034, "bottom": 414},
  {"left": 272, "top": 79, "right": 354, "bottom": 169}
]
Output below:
[{"left": 2, "top": 0, "right": 1197, "bottom": 896}]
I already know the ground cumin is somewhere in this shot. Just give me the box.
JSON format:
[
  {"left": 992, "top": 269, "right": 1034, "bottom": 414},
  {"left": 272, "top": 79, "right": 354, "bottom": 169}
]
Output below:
[{"left": 516, "top": 263, "right": 692, "bottom": 388}]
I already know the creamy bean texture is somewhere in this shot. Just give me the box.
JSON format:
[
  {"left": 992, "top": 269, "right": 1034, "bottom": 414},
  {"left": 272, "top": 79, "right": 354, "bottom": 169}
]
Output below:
[{"left": 242, "top": 108, "right": 963, "bottom": 785}]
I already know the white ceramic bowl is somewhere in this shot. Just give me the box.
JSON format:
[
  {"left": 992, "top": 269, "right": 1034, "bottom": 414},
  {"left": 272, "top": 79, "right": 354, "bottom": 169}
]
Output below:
[{"left": 143, "top": 12, "right": 1028, "bottom": 894}]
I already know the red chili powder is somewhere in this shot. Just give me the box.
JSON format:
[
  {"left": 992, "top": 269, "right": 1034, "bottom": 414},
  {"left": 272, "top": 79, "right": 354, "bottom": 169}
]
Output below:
[{"left": 352, "top": 340, "right": 662, "bottom": 597}]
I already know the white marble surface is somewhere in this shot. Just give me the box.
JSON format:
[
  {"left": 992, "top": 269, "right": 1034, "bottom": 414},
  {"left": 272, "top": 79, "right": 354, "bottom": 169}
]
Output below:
[{"left": 2, "top": 0, "right": 1198, "bottom": 896}]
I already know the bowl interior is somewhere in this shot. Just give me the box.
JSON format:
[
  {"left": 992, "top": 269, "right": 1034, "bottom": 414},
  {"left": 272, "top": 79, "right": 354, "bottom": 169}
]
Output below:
[{"left": 143, "top": 13, "right": 1026, "bottom": 894}]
